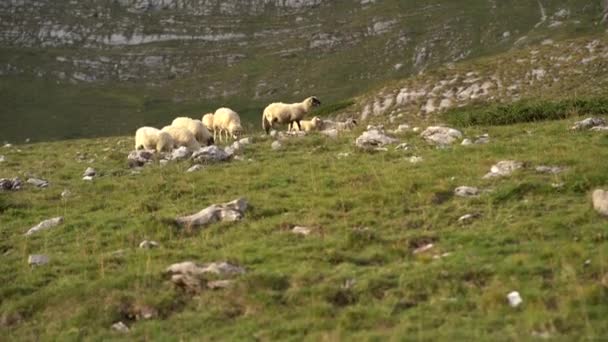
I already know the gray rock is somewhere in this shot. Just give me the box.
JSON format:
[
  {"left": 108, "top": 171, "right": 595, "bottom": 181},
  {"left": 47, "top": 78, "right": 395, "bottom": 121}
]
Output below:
[
  {"left": 27, "top": 178, "right": 49, "bottom": 188},
  {"left": 592, "top": 189, "right": 608, "bottom": 217},
  {"left": 207, "top": 279, "right": 235, "bottom": 290},
  {"left": 461, "top": 138, "right": 473, "bottom": 146},
  {"left": 454, "top": 186, "right": 480, "bottom": 197},
  {"left": 458, "top": 213, "right": 478, "bottom": 224},
  {"left": 166, "top": 261, "right": 246, "bottom": 277},
  {"left": 0, "top": 155, "right": 5, "bottom": 162},
  {"left": 127, "top": 149, "right": 155, "bottom": 167},
  {"left": 25, "top": 217, "right": 64, "bottom": 236},
  {"left": 571, "top": 117, "right": 606, "bottom": 130},
  {"left": 0, "top": 177, "right": 22, "bottom": 191},
  {"left": 111, "top": 321, "right": 130, "bottom": 333},
  {"left": 320, "top": 129, "right": 338, "bottom": 139},
  {"left": 28, "top": 254, "right": 49, "bottom": 266},
  {"left": 61, "top": 189, "right": 71, "bottom": 198},
  {"left": 395, "top": 143, "right": 412, "bottom": 150},
  {"left": 395, "top": 124, "right": 411, "bottom": 133},
  {"left": 83, "top": 167, "right": 97, "bottom": 177},
  {"left": 408, "top": 156, "right": 423, "bottom": 164},
  {"left": 269, "top": 130, "right": 278, "bottom": 137},
  {"left": 139, "top": 240, "right": 159, "bottom": 249},
  {"left": 175, "top": 198, "right": 248, "bottom": 229},
  {"left": 535, "top": 165, "right": 565, "bottom": 174},
  {"left": 420, "top": 126, "right": 463, "bottom": 145},
  {"left": 355, "top": 129, "right": 398, "bottom": 150},
  {"left": 191, "top": 145, "right": 231, "bottom": 163},
  {"left": 271, "top": 140, "right": 282, "bottom": 150},
  {"left": 82, "top": 176, "right": 94, "bottom": 181},
  {"left": 239, "top": 137, "right": 253, "bottom": 145},
  {"left": 507, "top": 291, "right": 523, "bottom": 307},
  {"left": 186, "top": 164, "right": 204, "bottom": 173},
  {"left": 483, "top": 160, "right": 524, "bottom": 179},
  {"left": 171, "top": 146, "right": 192, "bottom": 161},
  {"left": 475, "top": 134, "right": 490, "bottom": 144}
]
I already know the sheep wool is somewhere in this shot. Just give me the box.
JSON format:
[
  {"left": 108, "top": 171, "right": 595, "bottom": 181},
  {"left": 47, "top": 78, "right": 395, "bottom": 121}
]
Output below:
[
  {"left": 262, "top": 96, "right": 321, "bottom": 134},
  {"left": 293, "top": 116, "right": 323, "bottom": 132},
  {"left": 171, "top": 117, "right": 213, "bottom": 146},
  {"left": 202, "top": 113, "right": 214, "bottom": 132},
  {"left": 135, "top": 126, "right": 174, "bottom": 153},
  {"left": 213, "top": 107, "right": 243, "bottom": 142},
  {"left": 161, "top": 125, "right": 201, "bottom": 151}
]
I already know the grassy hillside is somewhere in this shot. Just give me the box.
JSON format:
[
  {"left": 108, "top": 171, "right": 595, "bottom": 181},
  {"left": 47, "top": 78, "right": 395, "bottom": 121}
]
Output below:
[{"left": 1, "top": 113, "right": 608, "bottom": 339}]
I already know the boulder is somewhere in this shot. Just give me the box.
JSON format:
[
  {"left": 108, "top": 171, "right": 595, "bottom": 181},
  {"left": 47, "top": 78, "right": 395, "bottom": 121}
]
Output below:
[
  {"left": 171, "top": 146, "right": 192, "bottom": 161},
  {"left": 175, "top": 198, "right": 248, "bottom": 229},
  {"left": 24, "top": 217, "right": 64, "bottom": 236},
  {"left": 0, "top": 177, "right": 22, "bottom": 191},
  {"left": 420, "top": 126, "right": 463, "bottom": 145},
  {"left": 355, "top": 129, "right": 398, "bottom": 151},
  {"left": 571, "top": 117, "right": 606, "bottom": 130},
  {"left": 191, "top": 145, "right": 231, "bottom": 163},
  {"left": 127, "top": 149, "right": 155, "bottom": 167}
]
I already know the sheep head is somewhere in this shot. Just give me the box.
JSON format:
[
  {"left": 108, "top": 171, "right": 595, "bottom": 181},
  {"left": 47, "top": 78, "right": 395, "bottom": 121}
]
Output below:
[{"left": 306, "top": 96, "right": 321, "bottom": 109}]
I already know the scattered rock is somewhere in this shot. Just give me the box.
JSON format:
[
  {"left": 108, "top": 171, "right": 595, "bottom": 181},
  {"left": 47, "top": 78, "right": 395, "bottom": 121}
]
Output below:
[
  {"left": 271, "top": 140, "right": 282, "bottom": 150},
  {"left": 535, "top": 165, "right": 565, "bottom": 174},
  {"left": 27, "top": 178, "right": 49, "bottom": 188},
  {"left": 432, "top": 252, "right": 452, "bottom": 260},
  {"left": 412, "top": 127, "right": 421, "bottom": 133},
  {"left": 61, "top": 189, "right": 71, "bottom": 198},
  {"left": 0, "top": 155, "right": 5, "bottom": 162},
  {"left": 590, "top": 126, "right": 608, "bottom": 132},
  {"left": 166, "top": 261, "right": 246, "bottom": 293},
  {"left": 269, "top": 130, "right": 278, "bottom": 137},
  {"left": 320, "top": 128, "right": 338, "bottom": 139},
  {"left": 483, "top": 160, "right": 524, "bottom": 179},
  {"left": 355, "top": 129, "right": 398, "bottom": 151},
  {"left": 592, "top": 189, "right": 608, "bottom": 217},
  {"left": 571, "top": 117, "right": 606, "bottom": 130},
  {"left": 337, "top": 152, "right": 351, "bottom": 159},
  {"left": 139, "top": 240, "right": 159, "bottom": 249},
  {"left": 454, "top": 186, "right": 480, "bottom": 197},
  {"left": 175, "top": 198, "right": 248, "bottom": 229},
  {"left": 0, "top": 177, "right": 22, "bottom": 191},
  {"left": 461, "top": 138, "right": 473, "bottom": 146},
  {"left": 24, "top": 217, "right": 64, "bottom": 236},
  {"left": 28, "top": 254, "right": 49, "bottom": 266},
  {"left": 395, "top": 143, "right": 412, "bottom": 151},
  {"left": 458, "top": 213, "right": 479, "bottom": 224},
  {"left": 82, "top": 176, "right": 94, "bottom": 181},
  {"left": 413, "top": 243, "right": 434, "bottom": 254},
  {"left": 127, "top": 149, "right": 155, "bottom": 168},
  {"left": 111, "top": 321, "right": 130, "bottom": 333},
  {"left": 395, "top": 124, "right": 411, "bottom": 133},
  {"left": 207, "top": 280, "right": 235, "bottom": 290},
  {"left": 474, "top": 134, "right": 490, "bottom": 144},
  {"left": 408, "top": 156, "right": 423, "bottom": 164},
  {"left": 420, "top": 126, "right": 463, "bottom": 145},
  {"left": 507, "top": 291, "right": 523, "bottom": 307},
  {"left": 186, "top": 164, "right": 204, "bottom": 173},
  {"left": 239, "top": 137, "right": 253, "bottom": 145},
  {"left": 292, "top": 226, "right": 312, "bottom": 236},
  {"left": 171, "top": 146, "right": 192, "bottom": 161},
  {"left": 191, "top": 145, "right": 231, "bottom": 163},
  {"left": 3, "top": 143, "right": 12, "bottom": 148},
  {"left": 83, "top": 167, "right": 97, "bottom": 177}
]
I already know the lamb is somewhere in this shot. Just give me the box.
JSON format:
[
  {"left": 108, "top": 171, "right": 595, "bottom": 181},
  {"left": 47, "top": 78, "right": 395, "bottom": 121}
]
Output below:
[
  {"left": 213, "top": 107, "right": 243, "bottom": 143},
  {"left": 202, "top": 113, "right": 214, "bottom": 132},
  {"left": 293, "top": 116, "right": 324, "bottom": 132},
  {"left": 134, "top": 126, "right": 174, "bottom": 153},
  {"left": 171, "top": 117, "right": 213, "bottom": 146},
  {"left": 262, "top": 96, "right": 321, "bottom": 134},
  {"left": 161, "top": 125, "right": 201, "bottom": 151},
  {"left": 323, "top": 118, "right": 358, "bottom": 131}
]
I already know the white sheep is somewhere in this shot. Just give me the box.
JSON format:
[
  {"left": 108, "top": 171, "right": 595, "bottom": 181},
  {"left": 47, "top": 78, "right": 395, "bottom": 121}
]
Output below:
[
  {"left": 262, "top": 96, "right": 321, "bottom": 134},
  {"left": 213, "top": 107, "right": 243, "bottom": 143},
  {"left": 171, "top": 117, "right": 213, "bottom": 146},
  {"left": 202, "top": 113, "right": 214, "bottom": 132},
  {"left": 293, "top": 116, "right": 324, "bottom": 132},
  {"left": 134, "top": 126, "right": 174, "bottom": 153},
  {"left": 161, "top": 125, "right": 201, "bottom": 151}
]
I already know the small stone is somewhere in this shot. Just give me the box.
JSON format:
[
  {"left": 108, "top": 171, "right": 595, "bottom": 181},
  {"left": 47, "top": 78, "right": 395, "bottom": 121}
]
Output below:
[
  {"left": 412, "top": 127, "right": 420, "bottom": 133},
  {"left": 571, "top": 117, "right": 606, "bottom": 130},
  {"left": 25, "top": 217, "right": 64, "bottom": 236},
  {"left": 413, "top": 243, "right": 434, "bottom": 254},
  {"left": 409, "top": 156, "right": 423, "bottom": 164},
  {"left": 507, "top": 291, "right": 523, "bottom": 307},
  {"left": 3, "top": 143, "right": 12, "bottom": 148},
  {"left": 269, "top": 130, "right": 278, "bottom": 137},
  {"left": 461, "top": 138, "right": 473, "bottom": 146},
  {"left": 186, "top": 164, "right": 204, "bottom": 173},
  {"left": 395, "top": 124, "right": 411, "bottom": 133},
  {"left": 458, "top": 213, "right": 478, "bottom": 223},
  {"left": 355, "top": 129, "right": 398, "bottom": 150},
  {"left": 271, "top": 141, "right": 282, "bottom": 150},
  {"left": 139, "top": 240, "right": 159, "bottom": 249},
  {"left": 83, "top": 167, "right": 97, "bottom": 177},
  {"left": 27, "top": 178, "right": 49, "bottom": 188},
  {"left": 111, "top": 321, "right": 130, "bottom": 333},
  {"left": 584, "top": 259, "right": 591, "bottom": 266},
  {"left": 207, "top": 280, "right": 235, "bottom": 290},
  {"left": 82, "top": 176, "right": 94, "bottom": 181},
  {"left": 420, "top": 126, "right": 463, "bottom": 145},
  {"left": 171, "top": 146, "right": 192, "bottom": 161},
  {"left": 483, "top": 160, "right": 524, "bottom": 179},
  {"left": 0, "top": 177, "right": 22, "bottom": 191},
  {"left": 0, "top": 155, "right": 5, "bottom": 162},
  {"left": 159, "top": 159, "right": 169, "bottom": 166},
  {"left": 395, "top": 143, "right": 412, "bottom": 150},
  {"left": 454, "top": 186, "right": 479, "bottom": 197},
  {"left": 28, "top": 254, "right": 49, "bottom": 266},
  {"left": 535, "top": 165, "right": 565, "bottom": 174},
  {"left": 320, "top": 128, "right": 338, "bottom": 139},
  {"left": 239, "top": 137, "right": 252, "bottom": 145},
  {"left": 292, "top": 226, "right": 312, "bottom": 236},
  {"left": 592, "top": 189, "right": 608, "bottom": 217},
  {"left": 337, "top": 152, "right": 351, "bottom": 159},
  {"left": 61, "top": 189, "right": 71, "bottom": 198},
  {"left": 475, "top": 134, "right": 490, "bottom": 144}
]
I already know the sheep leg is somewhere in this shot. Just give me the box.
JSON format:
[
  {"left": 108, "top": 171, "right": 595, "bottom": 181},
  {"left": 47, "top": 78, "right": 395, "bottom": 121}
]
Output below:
[{"left": 295, "top": 120, "right": 302, "bottom": 131}]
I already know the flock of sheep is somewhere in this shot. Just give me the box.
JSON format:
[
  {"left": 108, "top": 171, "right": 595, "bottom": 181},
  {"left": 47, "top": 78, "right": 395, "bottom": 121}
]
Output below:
[{"left": 135, "top": 96, "right": 357, "bottom": 152}]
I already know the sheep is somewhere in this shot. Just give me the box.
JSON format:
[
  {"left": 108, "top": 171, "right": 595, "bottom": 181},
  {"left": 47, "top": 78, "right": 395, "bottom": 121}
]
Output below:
[
  {"left": 161, "top": 125, "right": 201, "bottom": 151},
  {"left": 134, "top": 126, "right": 174, "bottom": 153},
  {"left": 171, "top": 117, "right": 213, "bottom": 146},
  {"left": 323, "top": 118, "right": 358, "bottom": 131},
  {"left": 213, "top": 107, "right": 243, "bottom": 143},
  {"left": 262, "top": 96, "right": 321, "bottom": 134},
  {"left": 293, "top": 116, "right": 324, "bottom": 132},
  {"left": 202, "top": 113, "right": 214, "bottom": 132}
]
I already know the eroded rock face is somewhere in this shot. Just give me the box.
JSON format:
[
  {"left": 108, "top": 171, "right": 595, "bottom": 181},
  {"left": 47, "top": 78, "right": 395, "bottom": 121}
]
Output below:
[
  {"left": 175, "top": 198, "right": 248, "bottom": 229},
  {"left": 420, "top": 126, "right": 463, "bottom": 145}
]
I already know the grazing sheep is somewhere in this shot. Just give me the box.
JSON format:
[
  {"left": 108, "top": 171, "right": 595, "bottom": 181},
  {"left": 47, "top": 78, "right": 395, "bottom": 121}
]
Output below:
[
  {"left": 161, "top": 125, "right": 201, "bottom": 151},
  {"left": 293, "top": 116, "right": 324, "bottom": 132},
  {"left": 262, "top": 96, "right": 321, "bottom": 134},
  {"left": 135, "top": 126, "right": 174, "bottom": 153},
  {"left": 171, "top": 117, "right": 213, "bottom": 146},
  {"left": 323, "top": 118, "right": 358, "bottom": 131},
  {"left": 213, "top": 107, "right": 243, "bottom": 143},
  {"left": 202, "top": 113, "right": 214, "bottom": 132}
]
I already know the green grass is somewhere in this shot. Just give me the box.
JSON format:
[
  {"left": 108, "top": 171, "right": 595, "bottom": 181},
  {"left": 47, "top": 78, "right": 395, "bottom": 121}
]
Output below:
[
  {"left": 1, "top": 116, "right": 608, "bottom": 340},
  {"left": 443, "top": 97, "right": 608, "bottom": 127}
]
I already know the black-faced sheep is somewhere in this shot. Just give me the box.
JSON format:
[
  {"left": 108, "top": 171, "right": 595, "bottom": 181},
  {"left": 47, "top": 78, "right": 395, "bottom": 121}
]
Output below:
[{"left": 262, "top": 96, "right": 321, "bottom": 134}]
